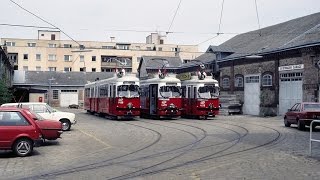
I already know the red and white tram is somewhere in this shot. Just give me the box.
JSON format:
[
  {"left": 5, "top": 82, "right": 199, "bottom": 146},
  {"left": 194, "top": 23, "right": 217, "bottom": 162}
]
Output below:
[
  {"left": 140, "top": 71, "right": 182, "bottom": 119},
  {"left": 84, "top": 70, "right": 140, "bottom": 119},
  {"left": 181, "top": 70, "right": 220, "bottom": 119}
]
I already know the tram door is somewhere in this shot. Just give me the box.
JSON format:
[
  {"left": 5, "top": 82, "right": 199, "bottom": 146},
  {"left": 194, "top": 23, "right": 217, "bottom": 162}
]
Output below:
[{"left": 149, "top": 84, "right": 158, "bottom": 115}]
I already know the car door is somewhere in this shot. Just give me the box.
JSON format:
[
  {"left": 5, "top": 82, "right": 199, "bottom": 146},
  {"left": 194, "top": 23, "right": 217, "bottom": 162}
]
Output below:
[
  {"left": 287, "top": 103, "right": 298, "bottom": 122},
  {"left": 0, "top": 111, "right": 33, "bottom": 148}
]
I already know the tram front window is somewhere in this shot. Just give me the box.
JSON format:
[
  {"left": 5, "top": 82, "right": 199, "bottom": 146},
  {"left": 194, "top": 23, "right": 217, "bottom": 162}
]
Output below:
[
  {"left": 198, "top": 85, "right": 219, "bottom": 98},
  {"left": 159, "top": 86, "right": 181, "bottom": 98},
  {"left": 117, "top": 85, "right": 139, "bottom": 97}
]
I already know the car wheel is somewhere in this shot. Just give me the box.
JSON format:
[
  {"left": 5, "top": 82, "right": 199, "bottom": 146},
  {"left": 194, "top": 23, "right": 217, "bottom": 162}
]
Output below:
[
  {"left": 297, "top": 119, "right": 305, "bottom": 130},
  {"left": 284, "top": 117, "right": 291, "bottom": 127},
  {"left": 13, "top": 138, "right": 33, "bottom": 157},
  {"left": 60, "top": 119, "right": 71, "bottom": 131}
]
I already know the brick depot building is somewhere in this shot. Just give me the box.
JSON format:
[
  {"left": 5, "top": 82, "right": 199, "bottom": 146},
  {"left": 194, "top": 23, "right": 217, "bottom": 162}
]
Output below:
[{"left": 206, "top": 12, "right": 320, "bottom": 116}]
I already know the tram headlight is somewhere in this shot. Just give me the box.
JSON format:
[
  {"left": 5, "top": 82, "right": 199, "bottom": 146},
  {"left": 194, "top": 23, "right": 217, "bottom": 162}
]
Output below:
[
  {"left": 127, "top": 102, "right": 133, "bottom": 109},
  {"left": 169, "top": 103, "right": 175, "bottom": 109},
  {"left": 209, "top": 103, "right": 213, "bottom": 110}
]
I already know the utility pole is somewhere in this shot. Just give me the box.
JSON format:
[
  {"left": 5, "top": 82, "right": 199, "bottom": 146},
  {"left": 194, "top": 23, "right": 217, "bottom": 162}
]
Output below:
[{"left": 48, "top": 78, "right": 55, "bottom": 106}]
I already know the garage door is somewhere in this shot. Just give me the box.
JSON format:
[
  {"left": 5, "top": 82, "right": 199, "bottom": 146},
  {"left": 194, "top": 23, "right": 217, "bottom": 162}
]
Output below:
[
  {"left": 243, "top": 75, "right": 261, "bottom": 115},
  {"left": 279, "top": 72, "right": 303, "bottom": 115},
  {"left": 60, "top": 90, "right": 78, "bottom": 107}
]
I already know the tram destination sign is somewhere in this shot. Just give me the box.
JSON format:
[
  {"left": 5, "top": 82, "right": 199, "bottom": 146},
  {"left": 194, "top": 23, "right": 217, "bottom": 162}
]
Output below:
[{"left": 278, "top": 64, "right": 304, "bottom": 71}]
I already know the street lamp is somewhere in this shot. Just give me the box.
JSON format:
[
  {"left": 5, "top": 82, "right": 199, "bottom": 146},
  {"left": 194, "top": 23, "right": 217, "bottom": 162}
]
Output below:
[{"left": 48, "top": 78, "right": 55, "bottom": 106}]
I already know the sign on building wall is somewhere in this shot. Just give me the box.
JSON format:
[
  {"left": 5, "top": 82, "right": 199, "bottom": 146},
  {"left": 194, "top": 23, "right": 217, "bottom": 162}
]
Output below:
[{"left": 278, "top": 64, "right": 304, "bottom": 71}]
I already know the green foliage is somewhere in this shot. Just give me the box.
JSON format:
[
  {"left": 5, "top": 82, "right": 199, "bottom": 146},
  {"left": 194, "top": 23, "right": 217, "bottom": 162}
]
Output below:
[{"left": 0, "top": 78, "right": 13, "bottom": 105}]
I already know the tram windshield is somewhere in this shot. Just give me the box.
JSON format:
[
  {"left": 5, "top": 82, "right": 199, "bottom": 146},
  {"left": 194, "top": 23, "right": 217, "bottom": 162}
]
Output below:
[
  {"left": 159, "top": 86, "right": 181, "bottom": 98},
  {"left": 198, "top": 85, "right": 219, "bottom": 99},
  {"left": 117, "top": 85, "right": 139, "bottom": 97}
]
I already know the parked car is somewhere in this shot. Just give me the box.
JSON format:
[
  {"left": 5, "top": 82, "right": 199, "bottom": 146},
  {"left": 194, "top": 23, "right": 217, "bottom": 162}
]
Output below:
[
  {"left": 284, "top": 102, "right": 320, "bottom": 130},
  {"left": 0, "top": 107, "right": 43, "bottom": 157},
  {"left": 68, "top": 104, "right": 79, "bottom": 109},
  {"left": 23, "top": 109, "right": 63, "bottom": 140},
  {"left": 1, "top": 103, "right": 76, "bottom": 131}
]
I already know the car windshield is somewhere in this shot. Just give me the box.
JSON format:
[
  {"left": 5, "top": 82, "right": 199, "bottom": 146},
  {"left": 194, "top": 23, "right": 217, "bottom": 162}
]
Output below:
[
  {"left": 117, "top": 85, "right": 139, "bottom": 98},
  {"left": 159, "top": 86, "right": 181, "bottom": 98},
  {"left": 45, "top": 104, "right": 58, "bottom": 113},
  {"left": 198, "top": 85, "right": 219, "bottom": 99},
  {"left": 25, "top": 109, "right": 45, "bottom": 120},
  {"left": 304, "top": 104, "right": 320, "bottom": 111}
]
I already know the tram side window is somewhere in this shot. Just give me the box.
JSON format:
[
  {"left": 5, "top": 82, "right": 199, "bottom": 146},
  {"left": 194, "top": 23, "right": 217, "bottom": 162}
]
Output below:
[
  {"left": 181, "top": 86, "right": 186, "bottom": 98},
  {"left": 85, "top": 88, "right": 90, "bottom": 97},
  {"left": 193, "top": 87, "right": 197, "bottom": 99},
  {"left": 109, "top": 85, "right": 112, "bottom": 97},
  {"left": 90, "top": 88, "right": 94, "bottom": 97},
  {"left": 187, "top": 87, "right": 191, "bottom": 98},
  {"left": 105, "top": 85, "right": 109, "bottom": 97},
  {"left": 113, "top": 85, "right": 116, "bottom": 97}
]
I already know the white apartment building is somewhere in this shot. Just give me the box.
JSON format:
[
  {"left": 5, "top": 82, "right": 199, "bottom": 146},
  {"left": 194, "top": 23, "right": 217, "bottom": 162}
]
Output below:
[{"left": 1, "top": 30, "right": 200, "bottom": 73}]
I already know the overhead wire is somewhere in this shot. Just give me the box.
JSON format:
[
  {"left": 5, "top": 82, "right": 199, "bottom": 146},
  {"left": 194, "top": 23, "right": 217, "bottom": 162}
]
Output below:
[
  {"left": 197, "top": 0, "right": 226, "bottom": 45},
  {"left": 0, "top": 23, "right": 58, "bottom": 29},
  {"left": 166, "top": 0, "right": 183, "bottom": 34},
  {"left": 9, "top": 0, "right": 81, "bottom": 46},
  {"left": 254, "top": 0, "right": 262, "bottom": 36}
]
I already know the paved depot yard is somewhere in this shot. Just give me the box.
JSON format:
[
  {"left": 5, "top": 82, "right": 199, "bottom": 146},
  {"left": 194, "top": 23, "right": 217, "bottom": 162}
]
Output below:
[{"left": 1, "top": 108, "right": 320, "bottom": 180}]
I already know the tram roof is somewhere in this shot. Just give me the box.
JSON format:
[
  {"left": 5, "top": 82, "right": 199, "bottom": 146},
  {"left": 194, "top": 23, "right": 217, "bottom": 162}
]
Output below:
[
  {"left": 181, "top": 76, "right": 219, "bottom": 85},
  {"left": 85, "top": 73, "right": 139, "bottom": 87},
  {"left": 140, "top": 74, "right": 181, "bottom": 84}
]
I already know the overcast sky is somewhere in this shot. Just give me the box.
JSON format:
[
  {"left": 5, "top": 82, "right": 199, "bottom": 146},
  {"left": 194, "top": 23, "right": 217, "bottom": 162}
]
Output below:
[{"left": 0, "top": 0, "right": 319, "bottom": 51}]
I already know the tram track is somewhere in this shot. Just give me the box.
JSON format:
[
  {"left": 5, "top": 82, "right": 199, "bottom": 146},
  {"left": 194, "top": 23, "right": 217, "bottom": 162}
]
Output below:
[
  {"left": 21, "top": 117, "right": 206, "bottom": 179},
  {"left": 20, "top": 117, "right": 282, "bottom": 180},
  {"left": 106, "top": 120, "right": 282, "bottom": 179},
  {"left": 104, "top": 120, "right": 247, "bottom": 180}
]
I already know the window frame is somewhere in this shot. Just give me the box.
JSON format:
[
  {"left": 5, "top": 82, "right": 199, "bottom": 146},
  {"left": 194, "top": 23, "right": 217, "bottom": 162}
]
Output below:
[
  {"left": 222, "top": 76, "right": 230, "bottom": 89},
  {"left": 262, "top": 73, "right": 273, "bottom": 87}
]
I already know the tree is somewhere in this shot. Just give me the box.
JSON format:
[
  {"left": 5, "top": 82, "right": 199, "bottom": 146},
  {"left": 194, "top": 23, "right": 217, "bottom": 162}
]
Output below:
[{"left": 0, "top": 78, "right": 13, "bottom": 105}]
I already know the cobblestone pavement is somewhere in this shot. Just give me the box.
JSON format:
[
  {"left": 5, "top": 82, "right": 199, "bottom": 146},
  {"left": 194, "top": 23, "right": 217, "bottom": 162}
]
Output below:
[{"left": 1, "top": 109, "right": 320, "bottom": 180}]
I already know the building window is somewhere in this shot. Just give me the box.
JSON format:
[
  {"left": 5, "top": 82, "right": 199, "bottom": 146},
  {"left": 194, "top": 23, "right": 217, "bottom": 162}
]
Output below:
[
  {"left": 48, "top": 43, "right": 57, "bottom": 48},
  {"left": 158, "top": 47, "right": 163, "bottom": 51},
  {"left": 92, "top": 68, "right": 96, "bottom": 72},
  {"left": 92, "top": 56, "right": 96, "bottom": 61},
  {"left": 64, "top": 44, "right": 72, "bottom": 48},
  {"left": 135, "top": 46, "right": 141, "bottom": 50},
  {"left": 36, "top": 54, "right": 41, "bottom": 61},
  {"left": 102, "top": 46, "right": 114, "bottom": 49},
  {"left": 116, "top": 44, "right": 130, "bottom": 50},
  {"left": 36, "top": 66, "right": 41, "bottom": 71},
  {"left": 27, "top": 42, "right": 36, "bottom": 47},
  {"left": 146, "top": 47, "right": 152, "bottom": 51},
  {"left": 235, "top": 75, "right": 244, "bottom": 87},
  {"left": 51, "top": 34, "right": 56, "bottom": 40},
  {"left": 222, "top": 77, "right": 230, "bottom": 89},
  {"left": 64, "top": 55, "right": 72, "bottom": 62},
  {"left": 80, "top": 67, "right": 86, "bottom": 72},
  {"left": 23, "top": 54, "right": 28, "bottom": 60},
  {"left": 6, "top": 42, "right": 16, "bottom": 46},
  {"left": 23, "top": 66, "right": 28, "bottom": 71},
  {"left": 262, "top": 74, "right": 272, "bottom": 87},
  {"left": 48, "top": 54, "right": 57, "bottom": 61},
  {"left": 245, "top": 76, "right": 260, "bottom": 83},
  {"left": 64, "top": 67, "right": 72, "bottom": 72},
  {"left": 48, "top": 67, "right": 57, "bottom": 71},
  {"left": 80, "top": 55, "right": 84, "bottom": 62},
  {"left": 52, "top": 90, "right": 59, "bottom": 99}
]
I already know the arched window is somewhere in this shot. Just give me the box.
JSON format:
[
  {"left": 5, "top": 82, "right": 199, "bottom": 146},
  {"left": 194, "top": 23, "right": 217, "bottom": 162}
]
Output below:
[
  {"left": 262, "top": 74, "right": 272, "bottom": 87},
  {"left": 222, "top": 77, "right": 230, "bottom": 89},
  {"left": 234, "top": 75, "right": 244, "bottom": 87}
]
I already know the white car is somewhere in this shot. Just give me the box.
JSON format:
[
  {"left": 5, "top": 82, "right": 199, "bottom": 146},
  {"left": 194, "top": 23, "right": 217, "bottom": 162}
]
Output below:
[{"left": 1, "top": 102, "right": 76, "bottom": 131}]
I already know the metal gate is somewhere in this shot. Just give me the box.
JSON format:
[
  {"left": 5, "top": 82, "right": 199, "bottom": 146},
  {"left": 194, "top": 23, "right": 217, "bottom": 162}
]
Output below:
[
  {"left": 279, "top": 72, "right": 303, "bottom": 115},
  {"left": 243, "top": 75, "right": 261, "bottom": 115},
  {"left": 60, "top": 90, "right": 78, "bottom": 107}
]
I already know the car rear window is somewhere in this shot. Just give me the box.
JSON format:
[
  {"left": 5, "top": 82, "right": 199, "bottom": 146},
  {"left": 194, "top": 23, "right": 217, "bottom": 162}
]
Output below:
[{"left": 304, "top": 104, "right": 320, "bottom": 111}]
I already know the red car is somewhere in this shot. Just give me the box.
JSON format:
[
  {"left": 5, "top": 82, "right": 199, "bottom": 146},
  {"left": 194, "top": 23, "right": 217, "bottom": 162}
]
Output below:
[
  {"left": 23, "top": 109, "right": 63, "bottom": 140},
  {"left": 284, "top": 102, "right": 320, "bottom": 130},
  {"left": 0, "top": 107, "right": 43, "bottom": 157}
]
